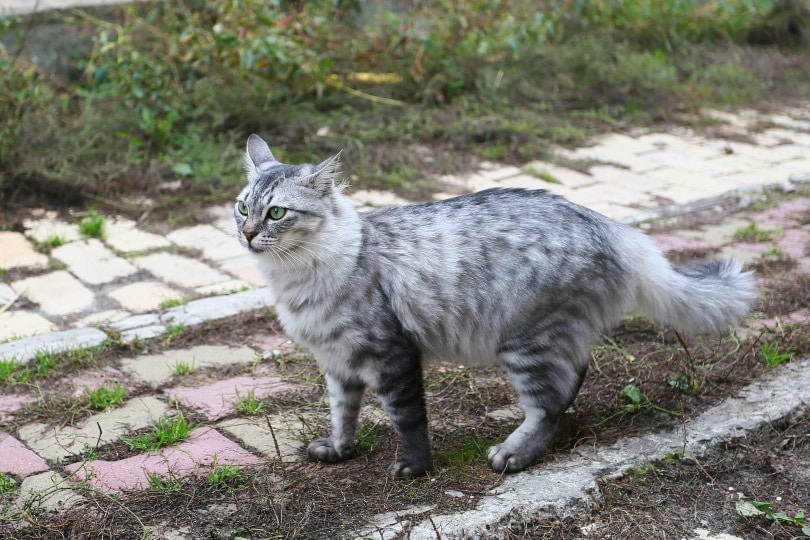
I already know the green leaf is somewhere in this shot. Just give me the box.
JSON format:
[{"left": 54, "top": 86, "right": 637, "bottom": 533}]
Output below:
[
  {"left": 620, "top": 384, "right": 643, "bottom": 405},
  {"left": 172, "top": 162, "right": 193, "bottom": 176},
  {"left": 752, "top": 500, "right": 774, "bottom": 512},
  {"left": 736, "top": 500, "right": 764, "bottom": 517},
  {"left": 801, "top": 525, "right": 810, "bottom": 536}
]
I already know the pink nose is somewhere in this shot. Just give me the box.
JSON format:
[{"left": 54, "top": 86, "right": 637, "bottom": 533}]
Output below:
[{"left": 244, "top": 231, "right": 257, "bottom": 242}]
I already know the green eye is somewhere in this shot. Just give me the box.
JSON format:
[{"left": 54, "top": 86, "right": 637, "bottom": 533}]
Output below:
[
  {"left": 268, "top": 206, "right": 286, "bottom": 220},
  {"left": 236, "top": 201, "right": 248, "bottom": 216}
]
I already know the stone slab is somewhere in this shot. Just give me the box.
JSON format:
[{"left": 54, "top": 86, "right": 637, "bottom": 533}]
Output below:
[
  {"left": 347, "top": 189, "right": 410, "bottom": 209},
  {"left": 16, "top": 471, "right": 86, "bottom": 513},
  {"left": 0, "top": 311, "right": 56, "bottom": 342},
  {"left": 74, "top": 309, "right": 131, "bottom": 328},
  {"left": 17, "top": 396, "right": 169, "bottom": 461},
  {"left": 523, "top": 161, "right": 597, "bottom": 188},
  {"left": 0, "top": 231, "right": 48, "bottom": 270},
  {"left": 132, "top": 252, "right": 231, "bottom": 288},
  {"left": 0, "top": 432, "right": 49, "bottom": 478},
  {"left": 167, "top": 376, "right": 296, "bottom": 420},
  {"left": 51, "top": 239, "right": 137, "bottom": 285},
  {"left": 120, "top": 345, "right": 257, "bottom": 387},
  {"left": 218, "top": 416, "right": 308, "bottom": 463},
  {"left": 166, "top": 224, "right": 245, "bottom": 262},
  {"left": 194, "top": 279, "right": 250, "bottom": 297},
  {"left": 64, "top": 427, "right": 261, "bottom": 493},
  {"left": 23, "top": 215, "right": 81, "bottom": 244},
  {"left": 0, "top": 394, "right": 35, "bottom": 421},
  {"left": 0, "top": 327, "right": 107, "bottom": 364},
  {"left": 160, "top": 287, "right": 275, "bottom": 327},
  {"left": 11, "top": 270, "right": 95, "bottom": 316},
  {"left": 103, "top": 217, "right": 171, "bottom": 253},
  {"left": 215, "top": 255, "right": 266, "bottom": 287},
  {"left": 108, "top": 281, "right": 183, "bottom": 313},
  {"left": 120, "top": 325, "right": 167, "bottom": 344}
]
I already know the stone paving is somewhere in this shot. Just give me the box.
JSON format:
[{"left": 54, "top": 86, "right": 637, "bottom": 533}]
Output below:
[{"left": 1, "top": 107, "right": 810, "bottom": 538}]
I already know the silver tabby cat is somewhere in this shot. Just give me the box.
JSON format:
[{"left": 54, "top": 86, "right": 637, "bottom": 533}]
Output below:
[{"left": 235, "top": 134, "right": 756, "bottom": 478}]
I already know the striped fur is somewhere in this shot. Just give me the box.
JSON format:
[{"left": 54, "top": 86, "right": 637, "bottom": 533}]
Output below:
[{"left": 235, "top": 135, "right": 757, "bottom": 478}]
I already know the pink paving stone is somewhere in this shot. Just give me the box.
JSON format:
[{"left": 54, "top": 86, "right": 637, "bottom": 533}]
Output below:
[
  {"left": 650, "top": 233, "right": 716, "bottom": 253},
  {"left": 0, "top": 432, "right": 49, "bottom": 478},
  {"left": 166, "top": 376, "right": 296, "bottom": 420},
  {"left": 64, "top": 427, "right": 260, "bottom": 493},
  {"left": 748, "top": 309, "right": 810, "bottom": 330},
  {"left": 774, "top": 228, "right": 810, "bottom": 260},
  {"left": 728, "top": 241, "right": 773, "bottom": 256},
  {"left": 249, "top": 333, "right": 297, "bottom": 355},
  {"left": 0, "top": 394, "right": 35, "bottom": 421},
  {"left": 748, "top": 199, "right": 810, "bottom": 228},
  {"left": 69, "top": 367, "right": 133, "bottom": 399},
  {"left": 797, "top": 257, "right": 810, "bottom": 275}
]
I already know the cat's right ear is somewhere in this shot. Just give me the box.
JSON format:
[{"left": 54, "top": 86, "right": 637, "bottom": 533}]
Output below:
[{"left": 245, "top": 134, "right": 277, "bottom": 177}]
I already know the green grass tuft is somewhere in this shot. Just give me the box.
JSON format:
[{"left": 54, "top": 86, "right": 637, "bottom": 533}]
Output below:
[{"left": 123, "top": 414, "right": 194, "bottom": 452}]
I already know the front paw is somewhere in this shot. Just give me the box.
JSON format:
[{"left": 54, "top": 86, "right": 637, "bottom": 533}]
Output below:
[
  {"left": 387, "top": 458, "right": 431, "bottom": 479},
  {"left": 487, "top": 444, "right": 533, "bottom": 473},
  {"left": 307, "top": 437, "right": 354, "bottom": 463}
]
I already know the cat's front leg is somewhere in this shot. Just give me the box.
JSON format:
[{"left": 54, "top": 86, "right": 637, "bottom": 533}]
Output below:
[{"left": 307, "top": 373, "right": 365, "bottom": 463}]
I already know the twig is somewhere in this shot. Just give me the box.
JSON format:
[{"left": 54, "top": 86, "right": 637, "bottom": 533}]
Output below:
[
  {"left": 428, "top": 514, "right": 443, "bottom": 540},
  {"left": 266, "top": 416, "right": 283, "bottom": 462},
  {"left": 0, "top": 287, "right": 25, "bottom": 314}
]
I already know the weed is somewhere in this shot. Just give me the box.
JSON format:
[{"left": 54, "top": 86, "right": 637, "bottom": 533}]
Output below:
[
  {"left": 620, "top": 384, "right": 644, "bottom": 413},
  {"left": 736, "top": 500, "right": 810, "bottom": 536},
  {"left": 33, "top": 350, "right": 58, "bottom": 376},
  {"left": 235, "top": 390, "right": 267, "bottom": 416},
  {"left": 0, "top": 472, "right": 17, "bottom": 494},
  {"left": 526, "top": 165, "right": 562, "bottom": 184},
  {"left": 160, "top": 298, "right": 185, "bottom": 309},
  {"left": 85, "top": 384, "right": 127, "bottom": 410},
  {"left": 172, "top": 360, "right": 194, "bottom": 376},
  {"left": 734, "top": 222, "right": 781, "bottom": 243},
  {"left": 42, "top": 234, "right": 66, "bottom": 249},
  {"left": 163, "top": 324, "right": 185, "bottom": 346},
  {"left": 147, "top": 472, "right": 183, "bottom": 494},
  {"left": 79, "top": 210, "right": 105, "bottom": 238},
  {"left": 760, "top": 341, "right": 794, "bottom": 368},
  {"left": 434, "top": 434, "right": 489, "bottom": 469},
  {"left": 356, "top": 421, "right": 381, "bottom": 453},
  {"left": 762, "top": 245, "right": 789, "bottom": 261},
  {"left": 0, "top": 267, "right": 5, "bottom": 278},
  {"left": 208, "top": 465, "right": 243, "bottom": 493},
  {"left": 123, "top": 414, "right": 194, "bottom": 452},
  {"left": 668, "top": 373, "right": 702, "bottom": 395}
]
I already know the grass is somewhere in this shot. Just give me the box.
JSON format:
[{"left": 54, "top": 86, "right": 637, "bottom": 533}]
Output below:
[
  {"left": 85, "top": 384, "right": 126, "bottom": 410},
  {"left": 33, "top": 350, "right": 57, "bottom": 376},
  {"left": 760, "top": 341, "right": 795, "bottom": 367},
  {"left": 172, "top": 360, "right": 194, "bottom": 376},
  {"left": 160, "top": 298, "right": 185, "bottom": 309},
  {"left": 734, "top": 222, "right": 782, "bottom": 242},
  {"left": 207, "top": 465, "right": 243, "bottom": 493},
  {"left": 235, "top": 390, "right": 267, "bottom": 416},
  {"left": 0, "top": 472, "right": 17, "bottom": 494},
  {"left": 2, "top": 1, "right": 809, "bottom": 223},
  {"left": 356, "top": 421, "right": 381, "bottom": 453},
  {"left": 434, "top": 434, "right": 489, "bottom": 469},
  {"left": 147, "top": 472, "right": 183, "bottom": 494},
  {"left": 122, "top": 414, "right": 194, "bottom": 452},
  {"left": 78, "top": 210, "right": 105, "bottom": 238},
  {"left": 0, "top": 359, "right": 29, "bottom": 384},
  {"left": 163, "top": 324, "right": 185, "bottom": 346}
]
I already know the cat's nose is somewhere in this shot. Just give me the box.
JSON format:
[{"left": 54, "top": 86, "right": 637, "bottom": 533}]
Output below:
[{"left": 243, "top": 231, "right": 257, "bottom": 243}]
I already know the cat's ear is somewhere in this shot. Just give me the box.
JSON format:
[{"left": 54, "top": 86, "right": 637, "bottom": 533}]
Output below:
[
  {"left": 298, "top": 151, "right": 342, "bottom": 193},
  {"left": 245, "top": 134, "right": 277, "bottom": 175}
]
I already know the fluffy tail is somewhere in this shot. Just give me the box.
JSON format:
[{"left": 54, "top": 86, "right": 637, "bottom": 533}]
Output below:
[{"left": 628, "top": 239, "right": 757, "bottom": 336}]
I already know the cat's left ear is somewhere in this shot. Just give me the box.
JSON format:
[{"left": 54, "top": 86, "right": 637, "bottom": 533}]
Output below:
[
  {"left": 298, "top": 151, "right": 342, "bottom": 193},
  {"left": 245, "top": 134, "right": 277, "bottom": 177}
]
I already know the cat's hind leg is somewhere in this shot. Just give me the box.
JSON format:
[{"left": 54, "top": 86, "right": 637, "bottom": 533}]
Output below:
[
  {"left": 489, "top": 332, "right": 589, "bottom": 473},
  {"left": 307, "top": 372, "right": 365, "bottom": 463}
]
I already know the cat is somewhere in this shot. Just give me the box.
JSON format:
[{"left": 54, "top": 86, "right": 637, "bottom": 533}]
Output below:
[{"left": 235, "top": 134, "right": 757, "bottom": 478}]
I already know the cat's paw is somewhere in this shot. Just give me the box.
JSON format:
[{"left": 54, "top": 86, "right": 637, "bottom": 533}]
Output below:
[
  {"left": 387, "top": 458, "right": 431, "bottom": 479},
  {"left": 487, "top": 444, "right": 534, "bottom": 473},
  {"left": 307, "top": 437, "right": 354, "bottom": 463}
]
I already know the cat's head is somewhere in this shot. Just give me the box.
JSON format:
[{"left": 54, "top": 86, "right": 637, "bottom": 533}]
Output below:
[{"left": 235, "top": 134, "right": 343, "bottom": 256}]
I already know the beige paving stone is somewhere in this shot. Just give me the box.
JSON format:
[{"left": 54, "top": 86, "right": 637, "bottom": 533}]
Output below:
[
  {"left": 347, "top": 189, "right": 409, "bottom": 208},
  {"left": 194, "top": 279, "right": 250, "bottom": 296},
  {"left": 12, "top": 271, "right": 94, "bottom": 316},
  {"left": 678, "top": 219, "right": 752, "bottom": 245},
  {"left": 208, "top": 204, "right": 237, "bottom": 234},
  {"left": 497, "top": 174, "right": 553, "bottom": 190},
  {"left": 51, "top": 239, "right": 137, "bottom": 285},
  {"left": 17, "top": 471, "right": 86, "bottom": 513},
  {"left": 589, "top": 166, "right": 669, "bottom": 192},
  {"left": 74, "top": 309, "right": 131, "bottom": 328},
  {"left": 108, "top": 281, "right": 183, "bottom": 313},
  {"left": 120, "top": 345, "right": 257, "bottom": 387},
  {"left": 568, "top": 183, "right": 656, "bottom": 208},
  {"left": 637, "top": 150, "right": 736, "bottom": 175},
  {"left": 132, "top": 252, "right": 231, "bottom": 289},
  {"left": 218, "top": 415, "right": 307, "bottom": 463},
  {"left": 476, "top": 161, "right": 523, "bottom": 180},
  {"left": 216, "top": 255, "right": 266, "bottom": 287},
  {"left": 724, "top": 142, "right": 808, "bottom": 164},
  {"left": 23, "top": 215, "right": 81, "bottom": 244},
  {"left": 103, "top": 217, "right": 172, "bottom": 253},
  {"left": 585, "top": 202, "right": 649, "bottom": 223},
  {"left": 522, "top": 161, "right": 597, "bottom": 188},
  {"left": 166, "top": 224, "right": 244, "bottom": 262},
  {"left": 0, "top": 311, "right": 56, "bottom": 342},
  {"left": 700, "top": 108, "right": 759, "bottom": 128},
  {"left": 17, "top": 396, "right": 170, "bottom": 461},
  {"left": 761, "top": 128, "right": 810, "bottom": 147},
  {"left": 0, "top": 231, "right": 48, "bottom": 270},
  {"left": 0, "top": 283, "right": 15, "bottom": 304},
  {"left": 632, "top": 133, "right": 720, "bottom": 159}
]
